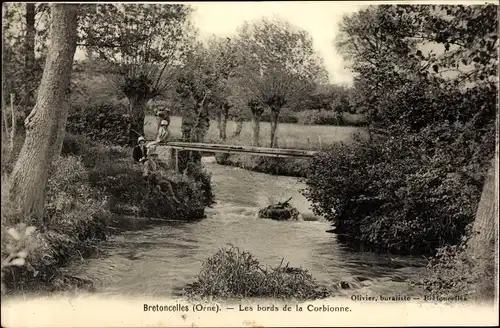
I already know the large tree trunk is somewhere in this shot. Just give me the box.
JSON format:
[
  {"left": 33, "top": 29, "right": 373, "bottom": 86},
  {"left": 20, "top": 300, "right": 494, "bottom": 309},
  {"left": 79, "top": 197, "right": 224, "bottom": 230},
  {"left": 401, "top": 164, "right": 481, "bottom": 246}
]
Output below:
[
  {"left": 23, "top": 3, "right": 36, "bottom": 120},
  {"left": 127, "top": 96, "right": 149, "bottom": 145},
  {"left": 251, "top": 114, "right": 261, "bottom": 147},
  {"left": 8, "top": 4, "right": 78, "bottom": 225},
  {"left": 179, "top": 102, "right": 210, "bottom": 172},
  {"left": 182, "top": 102, "right": 210, "bottom": 143},
  {"left": 269, "top": 110, "right": 280, "bottom": 148},
  {"left": 467, "top": 152, "right": 498, "bottom": 300},
  {"left": 50, "top": 101, "right": 70, "bottom": 160},
  {"left": 217, "top": 105, "right": 229, "bottom": 141},
  {"left": 233, "top": 118, "right": 243, "bottom": 138}
]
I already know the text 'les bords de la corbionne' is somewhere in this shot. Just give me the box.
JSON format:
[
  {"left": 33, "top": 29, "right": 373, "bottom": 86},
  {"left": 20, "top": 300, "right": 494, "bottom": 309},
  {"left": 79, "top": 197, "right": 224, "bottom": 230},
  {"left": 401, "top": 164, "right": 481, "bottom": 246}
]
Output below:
[{"left": 144, "top": 303, "right": 352, "bottom": 313}]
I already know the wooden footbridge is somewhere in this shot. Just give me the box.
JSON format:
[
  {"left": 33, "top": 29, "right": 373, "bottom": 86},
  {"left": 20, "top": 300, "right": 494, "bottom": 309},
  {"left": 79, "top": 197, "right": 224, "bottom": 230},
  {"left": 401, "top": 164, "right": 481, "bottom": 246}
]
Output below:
[{"left": 158, "top": 142, "right": 318, "bottom": 172}]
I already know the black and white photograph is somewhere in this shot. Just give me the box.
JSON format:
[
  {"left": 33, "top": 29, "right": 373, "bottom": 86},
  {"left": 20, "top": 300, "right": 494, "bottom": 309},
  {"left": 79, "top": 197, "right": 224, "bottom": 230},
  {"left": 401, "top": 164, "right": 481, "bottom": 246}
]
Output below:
[{"left": 1, "top": 1, "right": 498, "bottom": 327}]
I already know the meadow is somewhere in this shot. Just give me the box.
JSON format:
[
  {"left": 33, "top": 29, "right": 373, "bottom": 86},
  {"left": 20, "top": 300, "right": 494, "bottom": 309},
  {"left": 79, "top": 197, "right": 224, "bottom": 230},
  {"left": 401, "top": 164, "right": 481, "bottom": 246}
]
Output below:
[{"left": 144, "top": 115, "right": 364, "bottom": 150}]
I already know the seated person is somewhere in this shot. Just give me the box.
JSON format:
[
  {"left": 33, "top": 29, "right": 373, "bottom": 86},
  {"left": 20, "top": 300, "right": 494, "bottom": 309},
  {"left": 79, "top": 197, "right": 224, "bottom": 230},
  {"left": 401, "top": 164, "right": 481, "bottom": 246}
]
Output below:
[
  {"left": 147, "top": 120, "right": 170, "bottom": 147},
  {"left": 147, "top": 171, "right": 182, "bottom": 204},
  {"left": 133, "top": 136, "right": 148, "bottom": 163},
  {"left": 143, "top": 145, "right": 159, "bottom": 178}
]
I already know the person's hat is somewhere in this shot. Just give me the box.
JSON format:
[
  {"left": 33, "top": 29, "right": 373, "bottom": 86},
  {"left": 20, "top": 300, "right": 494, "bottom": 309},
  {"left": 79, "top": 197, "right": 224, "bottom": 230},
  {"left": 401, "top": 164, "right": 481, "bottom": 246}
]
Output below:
[
  {"left": 160, "top": 120, "right": 169, "bottom": 126},
  {"left": 138, "top": 136, "right": 146, "bottom": 143}
]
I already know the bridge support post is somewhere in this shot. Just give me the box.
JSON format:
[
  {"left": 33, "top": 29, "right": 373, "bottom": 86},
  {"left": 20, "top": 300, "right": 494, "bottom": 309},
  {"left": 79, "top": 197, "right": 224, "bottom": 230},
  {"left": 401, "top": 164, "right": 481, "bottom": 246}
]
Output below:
[
  {"left": 175, "top": 149, "right": 179, "bottom": 173},
  {"left": 167, "top": 147, "right": 176, "bottom": 172}
]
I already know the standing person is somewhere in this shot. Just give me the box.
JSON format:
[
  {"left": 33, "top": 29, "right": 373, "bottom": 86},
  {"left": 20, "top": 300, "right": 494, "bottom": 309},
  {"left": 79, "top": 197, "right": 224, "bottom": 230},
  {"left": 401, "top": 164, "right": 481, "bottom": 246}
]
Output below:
[
  {"left": 133, "top": 136, "right": 148, "bottom": 164},
  {"left": 154, "top": 107, "right": 171, "bottom": 134}
]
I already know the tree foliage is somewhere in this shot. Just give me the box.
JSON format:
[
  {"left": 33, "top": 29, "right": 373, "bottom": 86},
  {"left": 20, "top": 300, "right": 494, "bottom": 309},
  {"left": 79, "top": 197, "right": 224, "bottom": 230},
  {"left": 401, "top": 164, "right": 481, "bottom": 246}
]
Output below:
[
  {"left": 79, "top": 4, "right": 196, "bottom": 99},
  {"left": 231, "top": 18, "right": 328, "bottom": 147},
  {"left": 337, "top": 4, "right": 498, "bottom": 127},
  {"left": 78, "top": 4, "right": 196, "bottom": 140},
  {"left": 2, "top": 3, "right": 50, "bottom": 116}
]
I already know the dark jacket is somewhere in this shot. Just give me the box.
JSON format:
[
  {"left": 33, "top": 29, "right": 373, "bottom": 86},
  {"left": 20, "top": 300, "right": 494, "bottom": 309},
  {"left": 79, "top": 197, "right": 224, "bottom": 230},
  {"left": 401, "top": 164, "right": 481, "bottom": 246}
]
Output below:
[{"left": 133, "top": 145, "right": 148, "bottom": 163}]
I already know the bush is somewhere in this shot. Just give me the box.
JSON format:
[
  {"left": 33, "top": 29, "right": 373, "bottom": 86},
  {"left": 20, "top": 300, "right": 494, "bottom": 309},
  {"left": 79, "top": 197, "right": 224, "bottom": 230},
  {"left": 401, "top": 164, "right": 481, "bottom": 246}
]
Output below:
[
  {"left": 1, "top": 223, "right": 40, "bottom": 295},
  {"left": 261, "top": 108, "right": 299, "bottom": 124},
  {"left": 75, "top": 137, "right": 208, "bottom": 220},
  {"left": 66, "top": 103, "right": 131, "bottom": 146},
  {"left": 342, "top": 112, "right": 368, "bottom": 126},
  {"left": 184, "top": 161, "right": 216, "bottom": 207},
  {"left": 183, "top": 246, "right": 332, "bottom": 300},
  {"left": 296, "top": 110, "right": 342, "bottom": 125},
  {"left": 60, "top": 133, "right": 93, "bottom": 157},
  {"left": 234, "top": 108, "right": 299, "bottom": 124},
  {"left": 1, "top": 132, "right": 25, "bottom": 176},
  {"left": 303, "top": 122, "right": 494, "bottom": 255},
  {"left": 295, "top": 110, "right": 367, "bottom": 126},
  {"left": 215, "top": 153, "right": 309, "bottom": 178},
  {"left": 412, "top": 224, "right": 495, "bottom": 302}
]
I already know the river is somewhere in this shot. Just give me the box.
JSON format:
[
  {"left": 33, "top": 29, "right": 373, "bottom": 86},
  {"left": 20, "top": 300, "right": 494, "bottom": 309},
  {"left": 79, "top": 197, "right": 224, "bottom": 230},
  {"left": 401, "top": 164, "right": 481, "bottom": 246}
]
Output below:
[{"left": 64, "top": 157, "right": 427, "bottom": 299}]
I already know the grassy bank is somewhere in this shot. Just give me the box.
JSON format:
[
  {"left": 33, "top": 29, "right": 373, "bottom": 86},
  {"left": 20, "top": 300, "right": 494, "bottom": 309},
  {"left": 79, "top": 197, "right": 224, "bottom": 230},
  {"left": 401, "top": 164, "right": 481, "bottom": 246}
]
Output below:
[
  {"left": 214, "top": 153, "right": 310, "bottom": 178},
  {"left": 1, "top": 133, "right": 212, "bottom": 296}
]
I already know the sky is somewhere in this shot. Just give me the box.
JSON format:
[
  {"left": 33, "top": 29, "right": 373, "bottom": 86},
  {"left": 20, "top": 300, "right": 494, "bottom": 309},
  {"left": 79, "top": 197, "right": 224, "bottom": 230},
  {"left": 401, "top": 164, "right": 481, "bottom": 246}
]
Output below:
[
  {"left": 189, "top": 2, "right": 364, "bottom": 86},
  {"left": 74, "top": 2, "right": 364, "bottom": 86}
]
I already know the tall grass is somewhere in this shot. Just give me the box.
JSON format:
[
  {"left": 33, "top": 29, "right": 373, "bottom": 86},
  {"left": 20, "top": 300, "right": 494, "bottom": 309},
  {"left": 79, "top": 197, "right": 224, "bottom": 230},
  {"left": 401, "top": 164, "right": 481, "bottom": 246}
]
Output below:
[
  {"left": 183, "top": 246, "right": 333, "bottom": 301},
  {"left": 144, "top": 116, "right": 362, "bottom": 150}
]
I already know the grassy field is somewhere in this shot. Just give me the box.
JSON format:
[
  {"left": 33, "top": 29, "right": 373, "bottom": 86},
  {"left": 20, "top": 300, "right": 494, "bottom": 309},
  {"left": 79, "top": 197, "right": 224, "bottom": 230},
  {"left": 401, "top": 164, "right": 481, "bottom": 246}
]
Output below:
[{"left": 144, "top": 115, "right": 363, "bottom": 150}]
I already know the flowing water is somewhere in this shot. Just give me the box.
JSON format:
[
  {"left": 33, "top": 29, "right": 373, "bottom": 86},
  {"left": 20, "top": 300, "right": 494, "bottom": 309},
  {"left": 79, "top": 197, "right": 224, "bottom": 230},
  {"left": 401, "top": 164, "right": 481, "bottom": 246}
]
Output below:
[{"left": 65, "top": 157, "right": 427, "bottom": 298}]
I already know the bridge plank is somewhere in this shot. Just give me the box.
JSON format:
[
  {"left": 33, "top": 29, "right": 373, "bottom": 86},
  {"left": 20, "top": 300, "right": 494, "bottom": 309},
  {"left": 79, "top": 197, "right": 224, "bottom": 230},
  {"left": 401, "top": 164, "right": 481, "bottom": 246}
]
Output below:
[{"left": 158, "top": 142, "right": 317, "bottom": 158}]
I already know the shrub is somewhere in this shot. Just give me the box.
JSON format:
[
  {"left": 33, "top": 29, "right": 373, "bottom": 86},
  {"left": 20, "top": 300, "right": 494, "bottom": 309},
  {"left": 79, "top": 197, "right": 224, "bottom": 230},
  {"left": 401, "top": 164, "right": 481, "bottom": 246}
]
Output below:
[
  {"left": 303, "top": 122, "right": 494, "bottom": 255},
  {"left": 1, "top": 223, "right": 39, "bottom": 295},
  {"left": 412, "top": 224, "right": 495, "bottom": 302},
  {"left": 295, "top": 110, "right": 367, "bottom": 126},
  {"left": 342, "top": 113, "right": 368, "bottom": 126},
  {"left": 184, "top": 161, "right": 216, "bottom": 207},
  {"left": 80, "top": 141, "right": 208, "bottom": 220},
  {"left": 234, "top": 108, "right": 299, "bottom": 124},
  {"left": 183, "top": 246, "right": 332, "bottom": 300},
  {"left": 1, "top": 132, "right": 25, "bottom": 176},
  {"left": 66, "top": 103, "right": 131, "bottom": 146},
  {"left": 296, "top": 110, "right": 341, "bottom": 125},
  {"left": 261, "top": 108, "right": 299, "bottom": 124},
  {"left": 60, "top": 132, "right": 94, "bottom": 157},
  {"left": 44, "top": 156, "right": 105, "bottom": 225},
  {"left": 215, "top": 153, "right": 309, "bottom": 178}
]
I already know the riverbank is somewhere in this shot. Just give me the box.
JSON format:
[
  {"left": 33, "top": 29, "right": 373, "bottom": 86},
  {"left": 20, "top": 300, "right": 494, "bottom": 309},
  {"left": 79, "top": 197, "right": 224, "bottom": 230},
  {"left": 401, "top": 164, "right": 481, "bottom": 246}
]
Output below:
[
  {"left": 214, "top": 153, "right": 309, "bottom": 178},
  {"left": 1, "top": 133, "right": 212, "bottom": 296}
]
